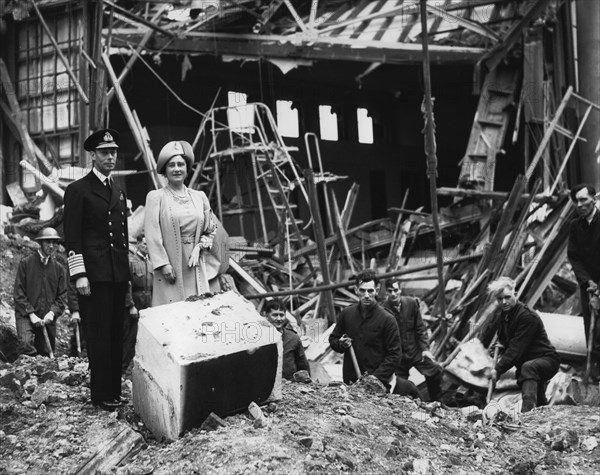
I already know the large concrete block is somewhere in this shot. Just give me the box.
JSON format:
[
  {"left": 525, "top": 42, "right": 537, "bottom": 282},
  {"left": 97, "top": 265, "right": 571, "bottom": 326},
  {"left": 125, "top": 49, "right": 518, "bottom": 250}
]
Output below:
[{"left": 133, "top": 291, "right": 282, "bottom": 440}]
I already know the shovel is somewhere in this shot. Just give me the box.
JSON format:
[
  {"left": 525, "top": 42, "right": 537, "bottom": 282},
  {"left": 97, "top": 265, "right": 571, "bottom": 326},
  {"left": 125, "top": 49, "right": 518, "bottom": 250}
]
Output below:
[
  {"left": 74, "top": 323, "right": 81, "bottom": 356},
  {"left": 486, "top": 339, "right": 502, "bottom": 404},
  {"left": 41, "top": 324, "right": 54, "bottom": 359},
  {"left": 585, "top": 289, "right": 600, "bottom": 383}
]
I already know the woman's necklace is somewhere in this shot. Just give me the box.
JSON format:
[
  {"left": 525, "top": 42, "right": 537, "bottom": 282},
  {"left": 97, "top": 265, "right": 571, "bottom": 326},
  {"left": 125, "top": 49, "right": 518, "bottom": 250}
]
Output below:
[{"left": 166, "top": 185, "right": 191, "bottom": 204}]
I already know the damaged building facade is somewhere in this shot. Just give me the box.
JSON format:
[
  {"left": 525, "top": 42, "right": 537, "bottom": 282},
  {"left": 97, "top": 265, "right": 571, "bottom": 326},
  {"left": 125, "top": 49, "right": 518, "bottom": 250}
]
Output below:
[{"left": 1, "top": 1, "right": 599, "bottom": 385}]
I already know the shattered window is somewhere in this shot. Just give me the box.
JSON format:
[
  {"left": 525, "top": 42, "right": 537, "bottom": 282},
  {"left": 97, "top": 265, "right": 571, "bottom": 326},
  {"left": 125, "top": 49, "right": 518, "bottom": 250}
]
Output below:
[
  {"left": 15, "top": 6, "right": 82, "bottom": 165},
  {"left": 276, "top": 100, "right": 299, "bottom": 138},
  {"left": 357, "top": 108, "right": 374, "bottom": 144},
  {"left": 227, "top": 91, "right": 255, "bottom": 134},
  {"left": 319, "top": 105, "right": 338, "bottom": 141}
]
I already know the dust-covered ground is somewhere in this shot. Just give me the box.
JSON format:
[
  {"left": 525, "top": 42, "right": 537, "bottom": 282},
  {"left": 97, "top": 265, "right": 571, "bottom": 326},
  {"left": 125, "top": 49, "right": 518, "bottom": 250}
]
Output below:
[
  {"left": 1, "top": 235, "right": 600, "bottom": 475},
  {"left": 1, "top": 354, "right": 599, "bottom": 475}
]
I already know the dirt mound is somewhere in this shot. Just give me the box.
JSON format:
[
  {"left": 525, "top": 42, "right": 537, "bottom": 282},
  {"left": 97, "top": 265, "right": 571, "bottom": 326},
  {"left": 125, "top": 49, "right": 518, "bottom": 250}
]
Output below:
[{"left": 1, "top": 353, "right": 600, "bottom": 474}]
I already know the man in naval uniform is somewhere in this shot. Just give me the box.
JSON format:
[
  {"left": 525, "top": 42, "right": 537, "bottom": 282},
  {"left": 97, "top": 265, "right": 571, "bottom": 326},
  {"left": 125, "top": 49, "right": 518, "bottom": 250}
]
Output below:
[{"left": 63, "top": 129, "right": 131, "bottom": 410}]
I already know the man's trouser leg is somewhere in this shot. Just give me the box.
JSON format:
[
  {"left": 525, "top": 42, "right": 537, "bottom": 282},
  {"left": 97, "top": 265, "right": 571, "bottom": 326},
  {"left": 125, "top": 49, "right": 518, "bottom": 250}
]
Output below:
[
  {"left": 581, "top": 288, "right": 600, "bottom": 355},
  {"left": 393, "top": 358, "right": 422, "bottom": 399},
  {"left": 413, "top": 356, "right": 443, "bottom": 401},
  {"left": 518, "top": 355, "right": 560, "bottom": 412},
  {"left": 15, "top": 317, "right": 37, "bottom": 356},
  {"left": 78, "top": 282, "right": 127, "bottom": 404}
]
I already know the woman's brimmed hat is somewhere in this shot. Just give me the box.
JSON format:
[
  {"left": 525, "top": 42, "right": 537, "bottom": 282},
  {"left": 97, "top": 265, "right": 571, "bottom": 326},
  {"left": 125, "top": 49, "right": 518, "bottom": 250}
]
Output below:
[{"left": 156, "top": 141, "right": 194, "bottom": 174}]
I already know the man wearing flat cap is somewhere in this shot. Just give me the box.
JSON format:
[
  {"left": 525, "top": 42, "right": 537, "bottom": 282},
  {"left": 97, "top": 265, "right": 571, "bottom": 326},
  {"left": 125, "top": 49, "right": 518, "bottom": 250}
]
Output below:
[{"left": 63, "top": 128, "right": 131, "bottom": 410}]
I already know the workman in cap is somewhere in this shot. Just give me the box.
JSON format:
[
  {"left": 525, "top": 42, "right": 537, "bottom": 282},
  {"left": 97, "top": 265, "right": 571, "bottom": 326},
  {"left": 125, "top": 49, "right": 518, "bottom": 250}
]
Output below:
[
  {"left": 63, "top": 128, "right": 131, "bottom": 411},
  {"left": 14, "top": 227, "right": 67, "bottom": 356},
  {"left": 567, "top": 184, "right": 600, "bottom": 381}
]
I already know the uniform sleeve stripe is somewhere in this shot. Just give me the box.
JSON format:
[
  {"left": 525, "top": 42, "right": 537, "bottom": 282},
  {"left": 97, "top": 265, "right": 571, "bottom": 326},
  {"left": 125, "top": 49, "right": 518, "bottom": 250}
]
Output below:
[{"left": 67, "top": 253, "right": 86, "bottom": 277}]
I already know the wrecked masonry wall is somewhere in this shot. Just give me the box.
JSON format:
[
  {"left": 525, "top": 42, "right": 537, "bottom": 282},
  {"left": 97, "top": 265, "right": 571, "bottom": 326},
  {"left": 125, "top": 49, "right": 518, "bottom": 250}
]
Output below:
[{"left": 133, "top": 291, "right": 282, "bottom": 440}]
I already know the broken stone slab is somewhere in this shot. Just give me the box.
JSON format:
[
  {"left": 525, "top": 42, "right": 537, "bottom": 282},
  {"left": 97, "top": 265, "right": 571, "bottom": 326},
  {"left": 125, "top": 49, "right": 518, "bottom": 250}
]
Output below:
[
  {"left": 580, "top": 436, "right": 598, "bottom": 451},
  {"left": 133, "top": 291, "right": 282, "bottom": 440},
  {"left": 199, "top": 412, "right": 228, "bottom": 432},
  {"left": 247, "top": 401, "right": 266, "bottom": 428}
]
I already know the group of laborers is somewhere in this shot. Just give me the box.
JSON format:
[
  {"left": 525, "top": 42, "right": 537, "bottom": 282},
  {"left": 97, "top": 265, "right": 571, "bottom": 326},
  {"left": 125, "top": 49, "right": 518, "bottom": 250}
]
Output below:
[
  {"left": 13, "top": 126, "right": 600, "bottom": 412},
  {"left": 327, "top": 184, "right": 599, "bottom": 411}
]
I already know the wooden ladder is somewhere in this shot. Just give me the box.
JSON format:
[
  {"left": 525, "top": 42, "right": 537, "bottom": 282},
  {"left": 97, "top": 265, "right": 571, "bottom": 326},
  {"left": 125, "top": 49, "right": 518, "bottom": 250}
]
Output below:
[{"left": 459, "top": 64, "right": 521, "bottom": 190}]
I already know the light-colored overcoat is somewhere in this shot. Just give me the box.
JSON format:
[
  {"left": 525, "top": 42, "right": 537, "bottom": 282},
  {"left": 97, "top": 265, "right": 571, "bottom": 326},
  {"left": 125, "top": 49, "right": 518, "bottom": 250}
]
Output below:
[{"left": 144, "top": 188, "right": 224, "bottom": 306}]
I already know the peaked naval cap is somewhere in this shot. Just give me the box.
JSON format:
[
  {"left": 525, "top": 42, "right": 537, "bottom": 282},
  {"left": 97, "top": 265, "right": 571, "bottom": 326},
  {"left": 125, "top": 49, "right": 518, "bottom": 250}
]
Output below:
[{"left": 83, "top": 129, "right": 120, "bottom": 152}]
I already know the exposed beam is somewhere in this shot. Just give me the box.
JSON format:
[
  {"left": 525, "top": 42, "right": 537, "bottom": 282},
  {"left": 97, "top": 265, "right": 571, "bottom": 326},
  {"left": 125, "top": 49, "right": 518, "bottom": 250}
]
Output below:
[
  {"left": 102, "top": 0, "right": 176, "bottom": 38},
  {"left": 316, "top": 0, "right": 511, "bottom": 35},
  {"left": 282, "top": 0, "right": 309, "bottom": 32},
  {"left": 425, "top": 2, "right": 500, "bottom": 42},
  {"left": 480, "top": 0, "right": 553, "bottom": 72},
  {"left": 309, "top": 0, "right": 319, "bottom": 28},
  {"left": 110, "top": 31, "right": 485, "bottom": 64}
]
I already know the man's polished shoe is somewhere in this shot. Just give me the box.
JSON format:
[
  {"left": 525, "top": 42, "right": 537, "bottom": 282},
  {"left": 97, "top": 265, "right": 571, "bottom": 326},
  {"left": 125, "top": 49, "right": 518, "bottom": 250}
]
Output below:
[{"left": 95, "top": 399, "right": 122, "bottom": 410}]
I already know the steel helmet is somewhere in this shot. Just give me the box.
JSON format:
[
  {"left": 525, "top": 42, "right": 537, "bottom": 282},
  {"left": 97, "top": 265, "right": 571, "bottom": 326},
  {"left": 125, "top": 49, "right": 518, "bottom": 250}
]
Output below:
[
  {"left": 35, "top": 227, "right": 62, "bottom": 241},
  {"left": 156, "top": 141, "right": 194, "bottom": 174}
]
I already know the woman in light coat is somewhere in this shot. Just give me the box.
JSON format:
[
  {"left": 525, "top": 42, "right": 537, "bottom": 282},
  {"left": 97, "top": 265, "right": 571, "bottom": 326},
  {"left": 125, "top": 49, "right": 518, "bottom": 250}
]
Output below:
[{"left": 144, "top": 140, "right": 218, "bottom": 307}]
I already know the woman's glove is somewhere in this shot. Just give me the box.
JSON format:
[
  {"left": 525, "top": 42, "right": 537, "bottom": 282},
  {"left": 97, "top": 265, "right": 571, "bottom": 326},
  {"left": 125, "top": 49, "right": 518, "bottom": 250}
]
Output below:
[
  {"left": 199, "top": 235, "right": 213, "bottom": 250},
  {"left": 188, "top": 243, "right": 202, "bottom": 267},
  {"left": 188, "top": 235, "right": 214, "bottom": 267}
]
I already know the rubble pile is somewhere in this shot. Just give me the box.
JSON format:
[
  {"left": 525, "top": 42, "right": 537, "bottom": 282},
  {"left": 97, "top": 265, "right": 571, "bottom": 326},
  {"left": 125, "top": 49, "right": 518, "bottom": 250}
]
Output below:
[{"left": 1, "top": 353, "right": 600, "bottom": 474}]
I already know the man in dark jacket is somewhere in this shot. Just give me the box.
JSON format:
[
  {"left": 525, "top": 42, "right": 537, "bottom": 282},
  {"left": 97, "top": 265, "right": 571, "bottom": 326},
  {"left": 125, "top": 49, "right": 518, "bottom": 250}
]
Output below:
[
  {"left": 14, "top": 228, "right": 67, "bottom": 356},
  {"left": 486, "top": 277, "right": 560, "bottom": 412},
  {"left": 383, "top": 280, "right": 443, "bottom": 400},
  {"left": 63, "top": 129, "right": 130, "bottom": 411},
  {"left": 262, "top": 299, "right": 310, "bottom": 381},
  {"left": 567, "top": 184, "right": 600, "bottom": 379},
  {"left": 329, "top": 269, "right": 401, "bottom": 389}
]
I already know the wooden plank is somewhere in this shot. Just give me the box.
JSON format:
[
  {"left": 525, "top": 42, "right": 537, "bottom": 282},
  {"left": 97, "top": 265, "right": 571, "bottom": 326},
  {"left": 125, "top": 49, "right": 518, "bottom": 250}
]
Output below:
[
  {"left": 75, "top": 426, "right": 143, "bottom": 475},
  {"left": 525, "top": 86, "right": 574, "bottom": 181},
  {"left": 331, "top": 190, "right": 356, "bottom": 274},
  {"left": 476, "top": 175, "right": 526, "bottom": 277},
  {"left": 5, "top": 182, "right": 29, "bottom": 207},
  {"left": 518, "top": 200, "right": 574, "bottom": 301},
  {"left": 305, "top": 169, "right": 336, "bottom": 325},
  {"left": 0, "top": 61, "right": 54, "bottom": 174},
  {"left": 292, "top": 217, "right": 388, "bottom": 259},
  {"left": 227, "top": 257, "right": 298, "bottom": 330},
  {"left": 19, "top": 161, "right": 64, "bottom": 201},
  {"left": 112, "top": 32, "right": 485, "bottom": 65},
  {"left": 101, "top": 52, "right": 161, "bottom": 189},
  {"left": 437, "top": 186, "right": 556, "bottom": 202}
]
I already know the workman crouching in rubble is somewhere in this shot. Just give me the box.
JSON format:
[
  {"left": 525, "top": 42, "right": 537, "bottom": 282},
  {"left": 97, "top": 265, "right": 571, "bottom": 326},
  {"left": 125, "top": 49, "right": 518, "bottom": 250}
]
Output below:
[
  {"left": 263, "top": 298, "right": 311, "bottom": 381},
  {"left": 485, "top": 277, "right": 560, "bottom": 412}
]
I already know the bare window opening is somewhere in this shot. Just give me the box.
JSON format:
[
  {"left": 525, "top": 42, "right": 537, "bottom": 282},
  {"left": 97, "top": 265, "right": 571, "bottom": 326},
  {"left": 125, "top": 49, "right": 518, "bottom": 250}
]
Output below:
[
  {"left": 228, "top": 90, "right": 247, "bottom": 107},
  {"left": 227, "top": 91, "right": 254, "bottom": 133},
  {"left": 319, "top": 105, "right": 338, "bottom": 141},
  {"left": 276, "top": 100, "right": 299, "bottom": 138},
  {"left": 357, "top": 108, "right": 374, "bottom": 144}
]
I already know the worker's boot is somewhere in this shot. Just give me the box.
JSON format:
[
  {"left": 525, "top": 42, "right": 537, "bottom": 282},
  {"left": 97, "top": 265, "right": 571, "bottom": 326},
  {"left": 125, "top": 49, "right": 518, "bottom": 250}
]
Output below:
[
  {"left": 521, "top": 380, "right": 538, "bottom": 413},
  {"left": 426, "top": 374, "right": 443, "bottom": 402}
]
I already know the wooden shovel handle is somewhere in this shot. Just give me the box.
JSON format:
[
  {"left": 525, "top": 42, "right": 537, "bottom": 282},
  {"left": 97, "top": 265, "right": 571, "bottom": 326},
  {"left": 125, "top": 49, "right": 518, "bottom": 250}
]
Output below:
[{"left": 41, "top": 324, "right": 54, "bottom": 359}]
